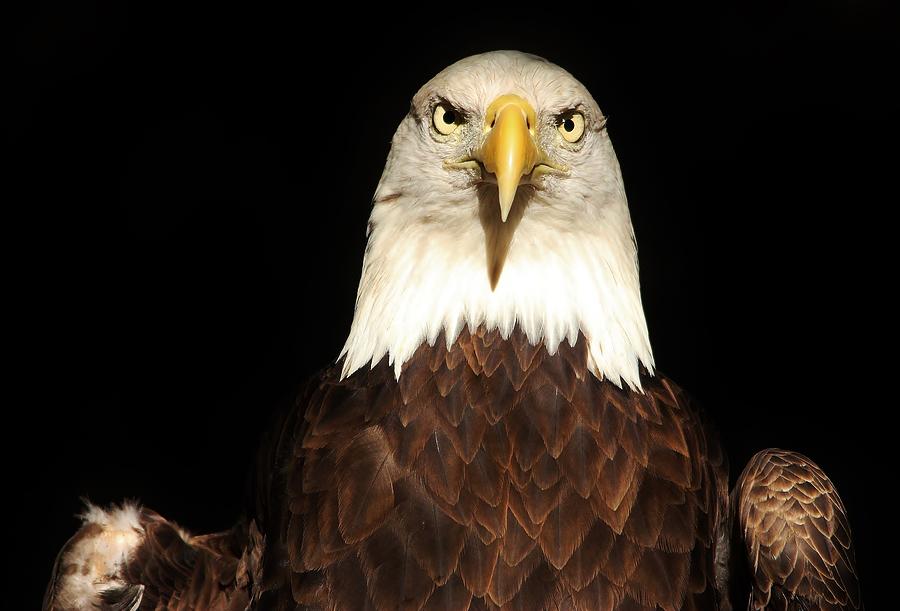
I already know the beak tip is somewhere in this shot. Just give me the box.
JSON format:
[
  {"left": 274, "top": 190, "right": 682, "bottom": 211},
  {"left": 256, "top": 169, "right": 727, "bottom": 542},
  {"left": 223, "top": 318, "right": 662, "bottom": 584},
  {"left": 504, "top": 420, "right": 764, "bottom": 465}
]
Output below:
[{"left": 498, "top": 194, "right": 513, "bottom": 223}]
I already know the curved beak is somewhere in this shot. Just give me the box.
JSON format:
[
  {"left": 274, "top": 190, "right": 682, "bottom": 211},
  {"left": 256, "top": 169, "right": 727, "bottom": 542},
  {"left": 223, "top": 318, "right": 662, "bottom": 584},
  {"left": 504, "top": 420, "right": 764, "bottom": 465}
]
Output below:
[{"left": 477, "top": 95, "right": 539, "bottom": 222}]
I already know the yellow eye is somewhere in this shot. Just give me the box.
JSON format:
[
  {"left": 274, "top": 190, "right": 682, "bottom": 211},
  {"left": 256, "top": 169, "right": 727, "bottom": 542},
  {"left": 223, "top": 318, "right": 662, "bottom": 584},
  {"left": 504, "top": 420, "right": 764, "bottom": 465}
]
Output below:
[
  {"left": 433, "top": 104, "right": 461, "bottom": 135},
  {"left": 557, "top": 112, "right": 585, "bottom": 142}
]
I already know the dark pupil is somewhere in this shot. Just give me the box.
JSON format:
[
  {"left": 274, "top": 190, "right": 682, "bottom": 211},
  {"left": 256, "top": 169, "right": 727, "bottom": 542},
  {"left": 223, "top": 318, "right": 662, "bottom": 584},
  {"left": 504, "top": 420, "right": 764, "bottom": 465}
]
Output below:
[
  {"left": 443, "top": 109, "right": 456, "bottom": 124},
  {"left": 563, "top": 118, "right": 575, "bottom": 132}
]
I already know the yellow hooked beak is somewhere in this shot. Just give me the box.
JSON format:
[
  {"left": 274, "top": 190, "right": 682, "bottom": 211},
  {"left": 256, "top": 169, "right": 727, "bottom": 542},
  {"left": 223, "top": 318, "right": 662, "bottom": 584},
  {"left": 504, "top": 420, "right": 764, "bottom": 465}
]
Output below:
[{"left": 477, "top": 95, "right": 539, "bottom": 222}]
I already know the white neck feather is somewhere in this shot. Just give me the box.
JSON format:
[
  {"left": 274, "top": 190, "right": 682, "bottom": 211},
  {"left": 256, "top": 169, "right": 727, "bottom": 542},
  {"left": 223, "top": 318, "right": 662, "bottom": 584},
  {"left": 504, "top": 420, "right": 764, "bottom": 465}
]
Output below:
[{"left": 339, "top": 137, "right": 654, "bottom": 390}]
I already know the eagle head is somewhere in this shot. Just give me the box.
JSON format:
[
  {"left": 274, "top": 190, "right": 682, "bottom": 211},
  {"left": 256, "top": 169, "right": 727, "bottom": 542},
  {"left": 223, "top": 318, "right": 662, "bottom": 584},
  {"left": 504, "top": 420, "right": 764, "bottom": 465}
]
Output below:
[{"left": 341, "top": 51, "right": 654, "bottom": 390}]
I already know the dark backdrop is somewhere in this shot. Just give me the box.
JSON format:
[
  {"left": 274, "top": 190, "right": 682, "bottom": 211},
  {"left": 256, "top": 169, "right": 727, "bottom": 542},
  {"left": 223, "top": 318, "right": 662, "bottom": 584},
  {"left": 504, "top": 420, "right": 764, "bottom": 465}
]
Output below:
[{"left": 12, "top": 3, "right": 895, "bottom": 607}]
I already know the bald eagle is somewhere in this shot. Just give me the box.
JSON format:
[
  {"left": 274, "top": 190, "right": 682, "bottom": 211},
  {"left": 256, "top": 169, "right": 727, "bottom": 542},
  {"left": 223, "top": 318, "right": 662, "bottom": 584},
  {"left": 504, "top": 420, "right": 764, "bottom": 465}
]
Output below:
[{"left": 44, "top": 51, "right": 860, "bottom": 611}]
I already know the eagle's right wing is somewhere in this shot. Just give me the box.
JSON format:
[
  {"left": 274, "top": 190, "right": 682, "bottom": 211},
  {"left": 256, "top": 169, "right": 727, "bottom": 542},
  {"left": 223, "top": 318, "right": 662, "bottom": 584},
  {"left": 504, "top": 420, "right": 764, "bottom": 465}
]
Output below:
[
  {"left": 43, "top": 503, "right": 254, "bottom": 611},
  {"left": 733, "top": 449, "right": 861, "bottom": 610}
]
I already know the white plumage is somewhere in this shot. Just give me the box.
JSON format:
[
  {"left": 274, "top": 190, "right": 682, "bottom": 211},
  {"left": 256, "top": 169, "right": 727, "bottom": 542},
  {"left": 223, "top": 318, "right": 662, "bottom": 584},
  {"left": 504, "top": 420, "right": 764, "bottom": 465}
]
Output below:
[{"left": 341, "top": 51, "right": 654, "bottom": 389}]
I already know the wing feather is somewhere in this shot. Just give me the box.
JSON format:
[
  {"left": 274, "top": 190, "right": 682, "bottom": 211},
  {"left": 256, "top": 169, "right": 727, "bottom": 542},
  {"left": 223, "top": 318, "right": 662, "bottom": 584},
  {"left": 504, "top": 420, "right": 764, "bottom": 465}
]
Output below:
[{"left": 734, "top": 449, "right": 861, "bottom": 610}]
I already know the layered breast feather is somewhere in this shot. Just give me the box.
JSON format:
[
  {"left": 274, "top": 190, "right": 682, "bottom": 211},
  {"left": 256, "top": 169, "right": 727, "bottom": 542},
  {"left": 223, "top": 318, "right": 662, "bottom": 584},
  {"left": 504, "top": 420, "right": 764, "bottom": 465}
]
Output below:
[{"left": 255, "top": 327, "right": 729, "bottom": 611}]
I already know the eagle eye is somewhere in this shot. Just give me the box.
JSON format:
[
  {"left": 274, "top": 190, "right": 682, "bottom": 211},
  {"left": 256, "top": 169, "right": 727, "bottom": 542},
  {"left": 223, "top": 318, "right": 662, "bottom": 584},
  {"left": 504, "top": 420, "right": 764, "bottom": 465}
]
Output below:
[
  {"left": 433, "top": 103, "right": 463, "bottom": 135},
  {"left": 557, "top": 111, "right": 586, "bottom": 143}
]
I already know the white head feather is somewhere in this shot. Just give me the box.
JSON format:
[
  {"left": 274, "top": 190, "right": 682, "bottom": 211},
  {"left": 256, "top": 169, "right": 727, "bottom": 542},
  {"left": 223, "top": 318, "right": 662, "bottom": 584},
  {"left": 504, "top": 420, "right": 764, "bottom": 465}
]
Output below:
[{"left": 340, "top": 51, "right": 654, "bottom": 390}]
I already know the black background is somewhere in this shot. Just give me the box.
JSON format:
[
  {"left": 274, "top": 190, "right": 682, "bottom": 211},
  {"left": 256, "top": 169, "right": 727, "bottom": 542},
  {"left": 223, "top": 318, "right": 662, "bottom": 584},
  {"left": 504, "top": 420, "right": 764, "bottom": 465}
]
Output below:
[{"left": 12, "top": 3, "right": 895, "bottom": 607}]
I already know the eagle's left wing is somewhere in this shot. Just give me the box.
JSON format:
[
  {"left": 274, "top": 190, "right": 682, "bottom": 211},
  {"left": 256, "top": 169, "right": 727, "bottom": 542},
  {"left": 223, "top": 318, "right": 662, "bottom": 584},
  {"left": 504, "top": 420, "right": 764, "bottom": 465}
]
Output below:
[{"left": 732, "top": 449, "right": 861, "bottom": 610}]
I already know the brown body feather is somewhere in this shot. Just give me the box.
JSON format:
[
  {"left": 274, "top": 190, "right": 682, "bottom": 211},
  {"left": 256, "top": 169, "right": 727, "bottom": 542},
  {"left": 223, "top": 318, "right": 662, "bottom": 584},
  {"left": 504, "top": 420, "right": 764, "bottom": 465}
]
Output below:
[{"left": 253, "top": 328, "right": 730, "bottom": 610}]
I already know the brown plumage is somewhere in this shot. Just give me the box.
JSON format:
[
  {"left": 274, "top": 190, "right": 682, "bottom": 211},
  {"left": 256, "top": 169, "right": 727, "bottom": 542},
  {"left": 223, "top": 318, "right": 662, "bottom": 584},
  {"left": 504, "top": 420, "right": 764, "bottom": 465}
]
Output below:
[
  {"left": 731, "top": 450, "right": 861, "bottom": 610},
  {"left": 251, "top": 327, "right": 729, "bottom": 610}
]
